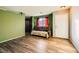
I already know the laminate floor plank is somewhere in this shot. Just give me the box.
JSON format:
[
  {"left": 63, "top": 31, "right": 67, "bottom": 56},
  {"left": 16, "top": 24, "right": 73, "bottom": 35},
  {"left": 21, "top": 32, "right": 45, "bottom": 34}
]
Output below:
[{"left": 0, "top": 35, "right": 77, "bottom": 53}]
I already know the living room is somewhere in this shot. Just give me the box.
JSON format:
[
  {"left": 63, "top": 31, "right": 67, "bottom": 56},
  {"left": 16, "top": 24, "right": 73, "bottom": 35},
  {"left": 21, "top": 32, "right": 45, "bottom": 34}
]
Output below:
[{"left": 0, "top": 6, "right": 79, "bottom": 53}]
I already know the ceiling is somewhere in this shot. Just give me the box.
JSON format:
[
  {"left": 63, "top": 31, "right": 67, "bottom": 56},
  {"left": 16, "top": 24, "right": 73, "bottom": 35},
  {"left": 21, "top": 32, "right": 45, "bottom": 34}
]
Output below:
[{"left": 0, "top": 6, "right": 69, "bottom": 16}]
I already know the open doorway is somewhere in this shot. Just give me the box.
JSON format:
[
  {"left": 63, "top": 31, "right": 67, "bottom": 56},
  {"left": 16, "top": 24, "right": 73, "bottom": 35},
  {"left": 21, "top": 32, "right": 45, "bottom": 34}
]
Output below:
[{"left": 25, "top": 16, "right": 32, "bottom": 34}]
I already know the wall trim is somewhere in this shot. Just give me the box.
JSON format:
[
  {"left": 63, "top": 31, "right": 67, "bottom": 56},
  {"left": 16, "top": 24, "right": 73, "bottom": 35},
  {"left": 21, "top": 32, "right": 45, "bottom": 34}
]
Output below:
[{"left": 0, "top": 35, "right": 25, "bottom": 43}]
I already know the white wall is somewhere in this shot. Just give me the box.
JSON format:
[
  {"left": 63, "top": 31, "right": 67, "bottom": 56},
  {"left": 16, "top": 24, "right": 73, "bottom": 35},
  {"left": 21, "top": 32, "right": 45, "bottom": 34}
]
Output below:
[
  {"left": 53, "top": 9, "right": 68, "bottom": 39},
  {"left": 71, "top": 7, "right": 79, "bottom": 52}
]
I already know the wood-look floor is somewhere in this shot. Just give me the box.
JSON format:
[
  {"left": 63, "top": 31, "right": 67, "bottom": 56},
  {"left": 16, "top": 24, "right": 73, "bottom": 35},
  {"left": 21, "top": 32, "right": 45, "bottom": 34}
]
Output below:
[{"left": 0, "top": 35, "right": 77, "bottom": 53}]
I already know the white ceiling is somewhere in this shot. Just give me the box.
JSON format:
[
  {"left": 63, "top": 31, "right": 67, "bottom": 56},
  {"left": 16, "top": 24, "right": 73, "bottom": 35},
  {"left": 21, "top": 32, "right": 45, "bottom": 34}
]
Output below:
[{"left": 0, "top": 6, "right": 69, "bottom": 16}]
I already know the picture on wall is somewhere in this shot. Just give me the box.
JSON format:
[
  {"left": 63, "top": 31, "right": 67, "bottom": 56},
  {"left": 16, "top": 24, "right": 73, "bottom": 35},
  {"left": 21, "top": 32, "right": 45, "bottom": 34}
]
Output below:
[{"left": 34, "top": 16, "right": 49, "bottom": 31}]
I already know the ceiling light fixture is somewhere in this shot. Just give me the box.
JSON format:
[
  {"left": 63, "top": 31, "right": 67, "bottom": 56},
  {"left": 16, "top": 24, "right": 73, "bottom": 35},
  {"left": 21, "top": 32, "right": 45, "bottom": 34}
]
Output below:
[
  {"left": 40, "top": 12, "right": 43, "bottom": 14},
  {"left": 60, "top": 6, "right": 66, "bottom": 8}
]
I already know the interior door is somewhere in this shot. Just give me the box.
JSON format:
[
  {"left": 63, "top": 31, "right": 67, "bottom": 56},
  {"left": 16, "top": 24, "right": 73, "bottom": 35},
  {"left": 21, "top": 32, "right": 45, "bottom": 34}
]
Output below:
[{"left": 53, "top": 9, "right": 69, "bottom": 39}]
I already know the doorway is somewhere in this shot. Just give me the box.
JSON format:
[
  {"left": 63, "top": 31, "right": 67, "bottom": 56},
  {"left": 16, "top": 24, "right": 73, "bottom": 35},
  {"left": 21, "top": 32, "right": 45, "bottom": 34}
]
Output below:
[{"left": 25, "top": 16, "right": 32, "bottom": 34}]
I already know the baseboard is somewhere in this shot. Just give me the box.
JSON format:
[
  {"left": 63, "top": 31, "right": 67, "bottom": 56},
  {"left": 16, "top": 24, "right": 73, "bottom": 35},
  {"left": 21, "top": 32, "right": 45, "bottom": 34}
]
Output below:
[{"left": 0, "top": 35, "right": 25, "bottom": 43}]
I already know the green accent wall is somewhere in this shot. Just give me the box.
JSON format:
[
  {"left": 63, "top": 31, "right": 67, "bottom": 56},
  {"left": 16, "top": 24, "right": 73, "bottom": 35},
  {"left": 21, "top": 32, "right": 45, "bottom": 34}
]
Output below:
[
  {"left": 32, "top": 16, "right": 34, "bottom": 29},
  {"left": 48, "top": 13, "right": 53, "bottom": 36},
  {"left": 0, "top": 10, "right": 25, "bottom": 42},
  {"left": 32, "top": 16, "right": 37, "bottom": 29}
]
